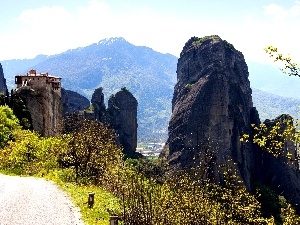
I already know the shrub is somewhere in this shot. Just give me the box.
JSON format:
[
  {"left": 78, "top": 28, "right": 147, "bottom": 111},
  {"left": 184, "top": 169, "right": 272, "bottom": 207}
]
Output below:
[
  {"left": 102, "top": 158, "right": 270, "bottom": 225},
  {"left": 0, "top": 105, "right": 20, "bottom": 149},
  {"left": 58, "top": 119, "right": 123, "bottom": 184},
  {"left": 0, "top": 129, "right": 66, "bottom": 175}
]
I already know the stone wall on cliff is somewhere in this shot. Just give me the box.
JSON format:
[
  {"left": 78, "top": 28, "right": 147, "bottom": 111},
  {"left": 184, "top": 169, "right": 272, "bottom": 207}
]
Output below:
[
  {"left": 13, "top": 86, "right": 62, "bottom": 136},
  {"left": 0, "top": 63, "right": 7, "bottom": 93},
  {"left": 164, "top": 35, "right": 257, "bottom": 188},
  {"left": 107, "top": 88, "right": 138, "bottom": 157}
]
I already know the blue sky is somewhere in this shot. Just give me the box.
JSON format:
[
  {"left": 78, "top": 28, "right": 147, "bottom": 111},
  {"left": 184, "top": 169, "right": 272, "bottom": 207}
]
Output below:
[{"left": 0, "top": 0, "right": 299, "bottom": 63}]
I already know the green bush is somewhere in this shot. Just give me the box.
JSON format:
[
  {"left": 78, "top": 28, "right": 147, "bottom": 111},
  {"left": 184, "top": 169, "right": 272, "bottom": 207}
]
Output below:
[
  {"left": 102, "top": 158, "right": 270, "bottom": 225},
  {"left": 0, "top": 105, "right": 20, "bottom": 149},
  {"left": 58, "top": 119, "right": 123, "bottom": 184},
  {"left": 0, "top": 129, "right": 66, "bottom": 175}
]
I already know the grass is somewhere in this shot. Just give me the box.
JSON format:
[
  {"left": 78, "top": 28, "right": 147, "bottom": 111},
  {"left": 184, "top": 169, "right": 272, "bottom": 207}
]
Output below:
[
  {"left": 58, "top": 182, "right": 120, "bottom": 225},
  {"left": 44, "top": 170, "right": 122, "bottom": 225}
]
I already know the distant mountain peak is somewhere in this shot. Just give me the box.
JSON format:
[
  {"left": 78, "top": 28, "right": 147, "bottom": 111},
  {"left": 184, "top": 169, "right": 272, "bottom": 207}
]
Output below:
[{"left": 97, "top": 37, "right": 127, "bottom": 46}]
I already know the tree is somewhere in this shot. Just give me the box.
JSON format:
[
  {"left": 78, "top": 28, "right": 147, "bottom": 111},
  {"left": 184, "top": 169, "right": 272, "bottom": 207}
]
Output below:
[
  {"left": 265, "top": 46, "right": 300, "bottom": 77},
  {"left": 58, "top": 118, "right": 124, "bottom": 184},
  {"left": 241, "top": 47, "right": 300, "bottom": 159},
  {"left": 0, "top": 129, "right": 67, "bottom": 175},
  {"left": 0, "top": 106, "right": 20, "bottom": 148}
]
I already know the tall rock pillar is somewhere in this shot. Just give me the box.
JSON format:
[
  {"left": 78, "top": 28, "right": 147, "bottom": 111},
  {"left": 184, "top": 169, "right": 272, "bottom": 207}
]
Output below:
[
  {"left": 0, "top": 63, "right": 7, "bottom": 94},
  {"left": 164, "top": 36, "right": 257, "bottom": 188},
  {"left": 107, "top": 88, "right": 138, "bottom": 158},
  {"left": 91, "top": 87, "right": 107, "bottom": 122}
]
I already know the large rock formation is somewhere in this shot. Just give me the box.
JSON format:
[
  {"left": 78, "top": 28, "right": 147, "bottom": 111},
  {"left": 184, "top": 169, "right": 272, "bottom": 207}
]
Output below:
[
  {"left": 0, "top": 63, "right": 7, "bottom": 93},
  {"left": 11, "top": 70, "right": 63, "bottom": 136},
  {"left": 91, "top": 87, "right": 107, "bottom": 122},
  {"left": 164, "top": 35, "right": 258, "bottom": 188},
  {"left": 61, "top": 88, "right": 90, "bottom": 115},
  {"left": 164, "top": 35, "right": 300, "bottom": 206},
  {"left": 107, "top": 88, "right": 138, "bottom": 157},
  {"left": 12, "top": 86, "right": 62, "bottom": 136}
]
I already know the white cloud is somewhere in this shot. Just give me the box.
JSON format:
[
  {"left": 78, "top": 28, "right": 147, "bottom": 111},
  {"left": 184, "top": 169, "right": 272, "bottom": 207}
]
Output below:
[
  {"left": 0, "top": 1, "right": 114, "bottom": 60},
  {"left": 264, "top": 2, "right": 300, "bottom": 20},
  {"left": 0, "top": 0, "right": 221, "bottom": 60},
  {"left": 263, "top": 3, "right": 289, "bottom": 20},
  {"left": 222, "top": 1, "right": 300, "bottom": 64},
  {"left": 1, "top": 0, "right": 300, "bottom": 65}
]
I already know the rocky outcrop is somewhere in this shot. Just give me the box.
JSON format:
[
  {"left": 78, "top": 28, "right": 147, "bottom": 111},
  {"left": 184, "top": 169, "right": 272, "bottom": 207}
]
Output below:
[
  {"left": 163, "top": 35, "right": 300, "bottom": 206},
  {"left": 164, "top": 35, "right": 257, "bottom": 188},
  {"left": 107, "top": 88, "right": 138, "bottom": 157},
  {"left": 61, "top": 88, "right": 90, "bottom": 115},
  {"left": 255, "top": 114, "right": 300, "bottom": 205},
  {"left": 91, "top": 87, "right": 107, "bottom": 122},
  {"left": 0, "top": 63, "right": 7, "bottom": 93},
  {"left": 263, "top": 114, "right": 297, "bottom": 168},
  {"left": 12, "top": 86, "right": 62, "bottom": 136},
  {"left": 258, "top": 149, "right": 300, "bottom": 206}
]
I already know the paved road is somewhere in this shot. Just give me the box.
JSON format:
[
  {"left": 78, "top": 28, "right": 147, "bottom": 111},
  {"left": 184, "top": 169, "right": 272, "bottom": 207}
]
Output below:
[{"left": 0, "top": 174, "right": 84, "bottom": 225}]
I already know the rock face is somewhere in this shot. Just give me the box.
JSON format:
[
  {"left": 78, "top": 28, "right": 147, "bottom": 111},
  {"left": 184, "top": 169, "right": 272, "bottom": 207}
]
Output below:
[
  {"left": 61, "top": 88, "right": 90, "bottom": 115},
  {"left": 13, "top": 86, "right": 62, "bottom": 136},
  {"left": 89, "top": 87, "right": 139, "bottom": 157},
  {"left": 258, "top": 148, "right": 300, "bottom": 206},
  {"left": 91, "top": 87, "right": 107, "bottom": 122},
  {"left": 255, "top": 114, "right": 300, "bottom": 205},
  {"left": 164, "top": 35, "right": 300, "bottom": 206},
  {"left": 107, "top": 88, "right": 138, "bottom": 157},
  {"left": 164, "top": 36, "right": 257, "bottom": 188},
  {"left": 0, "top": 63, "right": 7, "bottom": 93}
]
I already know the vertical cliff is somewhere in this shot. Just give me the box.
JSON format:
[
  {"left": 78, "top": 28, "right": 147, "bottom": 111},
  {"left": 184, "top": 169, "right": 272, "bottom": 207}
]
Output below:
[
  {"left": 91, "top": 87, "right": 107, "bottom": 122},
  {"left": 0, "top": 63, "right": 7, "bottom": 94},
  {"left": 107, "top": 88, "right": 138, "bottom": 157},
  {"left": 255, "top": 114, "right": 300, "bottom": 205},
  {"left": 12, "top": 86, "right": 62, "bottom": 136},
  {"left": 164, "top": 35, "right": 258, "bottom": 187}
]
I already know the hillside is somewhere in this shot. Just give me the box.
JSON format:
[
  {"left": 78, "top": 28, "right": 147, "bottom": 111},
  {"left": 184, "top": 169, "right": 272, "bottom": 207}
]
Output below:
[
  {"left": 2, "top": 38, "right": 177, "bottom": 140},
  {"left": 248, "top": 61, "right": 300, "bottom": 100},
  {"left": 1, "top": 37, "right": 300, "bottom": 140},
  {"left": 252, "top": 88, "right": 300, "bottom": 122}
]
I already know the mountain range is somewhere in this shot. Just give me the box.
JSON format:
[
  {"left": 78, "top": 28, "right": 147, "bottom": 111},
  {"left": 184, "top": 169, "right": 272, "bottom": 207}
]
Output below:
[{"left": 1, "top": 37, "right": 300, "bottom": 140}]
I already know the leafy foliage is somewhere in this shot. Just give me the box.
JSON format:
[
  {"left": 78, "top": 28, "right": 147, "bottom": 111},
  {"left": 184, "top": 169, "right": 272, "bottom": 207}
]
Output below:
[
  {"left": 265, "top": 46, "right": 300, "bottom": 77},
  {"left": 0, "top": 92, "right": 5, "bottom": 105},
  {"left": 10, "top": 91, "right": 33, "bottom": 130},
  {"left": 0, "top": 105, "right": 20, "bottom": 148},
  {"left": 109, "top": 158, "right": 300, "bottom": 224},
  {"left": 100, "top": 157, "right": 273, "bottom": 225},
  {"left": 58, "top": 117, "right": 124, "bottom": 184},
  {"left": 282, "top": 204, "right": 300, "bottom": 225},
  {"left": 0, "top": 129, "right": 66, "bottom": 175},
  {"left": 240, "top": 47, "right": 300, "bottom": 223},
  {"left": 243, "top": 47, "right": 300, "bottom": 160},
  {"left": 255, "top": 183, "right": 288, "bottom": 224},
  {"left": 248, "top": 117, "right": 296, "bottom": 158}
]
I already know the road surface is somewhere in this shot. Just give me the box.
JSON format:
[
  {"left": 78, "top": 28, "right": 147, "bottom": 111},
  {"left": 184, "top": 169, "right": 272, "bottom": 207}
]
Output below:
[{"left": 0, "top": 174, "right": 84, "bottom": 225}]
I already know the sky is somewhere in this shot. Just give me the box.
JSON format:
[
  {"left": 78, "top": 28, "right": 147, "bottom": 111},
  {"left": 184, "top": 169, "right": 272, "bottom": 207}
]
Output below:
[{"left": 0, "top": 0, "right": 300, "bottom": 64}]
